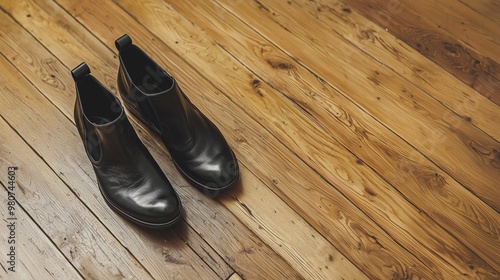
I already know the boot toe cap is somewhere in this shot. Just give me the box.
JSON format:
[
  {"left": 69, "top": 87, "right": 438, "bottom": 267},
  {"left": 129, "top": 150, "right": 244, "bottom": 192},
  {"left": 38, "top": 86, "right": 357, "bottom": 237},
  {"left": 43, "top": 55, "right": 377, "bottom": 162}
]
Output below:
[
  {"left": 103, "top": 184, "right": 182, "bottom": 229},
  {"left": 181, "top": 156, "right": 240, "bottom": 194},
  {"left": 143, "top": 196, "right": 182, "bottom": 225}
]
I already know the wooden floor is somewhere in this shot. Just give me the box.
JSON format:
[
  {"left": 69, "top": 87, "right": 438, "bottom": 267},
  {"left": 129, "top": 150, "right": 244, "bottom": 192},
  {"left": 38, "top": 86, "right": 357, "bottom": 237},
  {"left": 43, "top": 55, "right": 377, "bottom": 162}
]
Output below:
[{"left": 0, "top": 0, "right": 498, "bottom": 279}]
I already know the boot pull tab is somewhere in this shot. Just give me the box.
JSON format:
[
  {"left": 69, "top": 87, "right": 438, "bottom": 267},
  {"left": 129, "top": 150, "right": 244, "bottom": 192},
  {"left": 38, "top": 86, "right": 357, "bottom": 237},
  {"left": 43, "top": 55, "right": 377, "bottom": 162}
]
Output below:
[
  {"left": 115, "top": 34, "right": 132, "bottom": 51},
  {"left": 71, "top": 62, "right": 90, "bottom": 82}
]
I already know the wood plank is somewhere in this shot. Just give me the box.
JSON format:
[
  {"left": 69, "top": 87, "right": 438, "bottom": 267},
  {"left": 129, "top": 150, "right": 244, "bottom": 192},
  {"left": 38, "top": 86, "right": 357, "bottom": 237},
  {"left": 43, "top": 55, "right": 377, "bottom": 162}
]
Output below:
[
  {"left": 0, "top": 59, "right": 156, "bottom": 279},
  {"left": 227, "top": 272, "right": 243, "bottom": 280},
  {"left": 115, "top": 0, "right": 500, "bottom": 276},
  {"left": 0, "top": 23, "right": 223, "bottom": 280},
  {"left": 459, "top": 0, "right": 500, "bottom": 25},
  {"left": 212, "top": 0, "right": 500, "bottom": 213},
  {"left": 341, "top": 0, "right": 500, "bottom": 106},
  {"left": 219, "top": 173, "right": 369, "bottom": 280},
  {"left": 0, "top": 178, "right": 82, "bottom": 280},
  {"left": 291, "top": 0, "right": 500, "bottom": 142},
  {"left": 48, "top": 0, "right": 447, "bottom": 278},
  {"left": 0, "top": 0, "right": 312, "bottom": 278},
  {"left": 400, "top": 0, "right": 500, "bottom": 64},
  {"left": 176, "top": 225, "right": 233, "bottom": 279}
]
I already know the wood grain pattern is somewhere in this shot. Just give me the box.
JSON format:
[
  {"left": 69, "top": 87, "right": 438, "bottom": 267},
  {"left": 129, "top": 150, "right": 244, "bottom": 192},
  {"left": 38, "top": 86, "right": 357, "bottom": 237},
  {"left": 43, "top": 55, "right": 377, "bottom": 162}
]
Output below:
[
  {"left": 402, "top": 0, "right": 500, "bottom": 64},
  {"left": 0, "top": 178, "right": 83, "bottom": 280},
  {"left": 459, "top": 0, "right": 500, "bottom": 24},
  {"left": 0, "top": 0, "right": 498, "bottom": 278},
  {"left": 212, "top": 0, "right": 500, "bottom": 213},
  {"left": 342, "top": 0, "right": 500, "bottom": 106},
  {"left": 159, "top": 1, "right": 500, "bottom": 277},
  {"left": 227, "top": 273, "right": 243, "bottom": 280},
  {"left": 177, "top": 226, "right": 234, "bottom": 279},
  {"left": 291, "top": 0, "right": 500, "bottom": 142},
  {"left": 219, "top": 173, "right": 369, "bottom": 280}
]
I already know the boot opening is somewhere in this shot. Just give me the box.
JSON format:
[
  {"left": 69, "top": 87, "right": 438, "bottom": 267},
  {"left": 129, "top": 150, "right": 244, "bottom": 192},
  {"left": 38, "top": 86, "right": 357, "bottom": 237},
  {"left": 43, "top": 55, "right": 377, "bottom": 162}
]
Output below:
[
  {"left": 77, "top": 76, "right": 122, "bottom": 125},
  {"left": 120, "top": 46, "right": 174, "bottom": 94}
]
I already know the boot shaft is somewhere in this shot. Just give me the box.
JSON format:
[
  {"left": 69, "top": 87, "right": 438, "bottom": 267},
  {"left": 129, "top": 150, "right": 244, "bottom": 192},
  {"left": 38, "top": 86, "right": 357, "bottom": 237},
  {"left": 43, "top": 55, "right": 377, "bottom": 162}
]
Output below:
[
  {"left": 116, "top": 39, "right": 195, "bottom": 149},
  {"left": 72, "top": 62, "right": 139, "bottom": 166}
]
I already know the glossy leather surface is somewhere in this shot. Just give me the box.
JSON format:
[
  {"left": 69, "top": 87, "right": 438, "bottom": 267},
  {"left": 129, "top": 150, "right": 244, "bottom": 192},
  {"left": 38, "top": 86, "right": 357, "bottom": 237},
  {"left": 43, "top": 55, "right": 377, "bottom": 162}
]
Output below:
[
  {"left": 72, "top": 62, "right": 182, "bottom": 228},
  {"left": 115, "top": 34, "right": 239, "bottom": 194}
]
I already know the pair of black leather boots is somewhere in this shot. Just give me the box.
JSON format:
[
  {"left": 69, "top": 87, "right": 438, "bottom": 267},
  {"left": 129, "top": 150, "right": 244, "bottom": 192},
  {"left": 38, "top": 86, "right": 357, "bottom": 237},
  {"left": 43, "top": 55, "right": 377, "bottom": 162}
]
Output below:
[{"left": 72, "top": 34, "right": 239, "bottom": 229}]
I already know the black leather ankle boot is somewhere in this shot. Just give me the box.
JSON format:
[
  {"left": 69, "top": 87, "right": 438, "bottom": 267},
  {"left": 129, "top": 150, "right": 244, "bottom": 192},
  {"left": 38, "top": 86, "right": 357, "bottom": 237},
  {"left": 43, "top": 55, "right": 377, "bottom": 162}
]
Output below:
[
  {"left": 114, "top": 34, "right": 239, "bottom": 195},
  {"left": 72, "top": 62, "right": 182, "bottom": 228}
]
